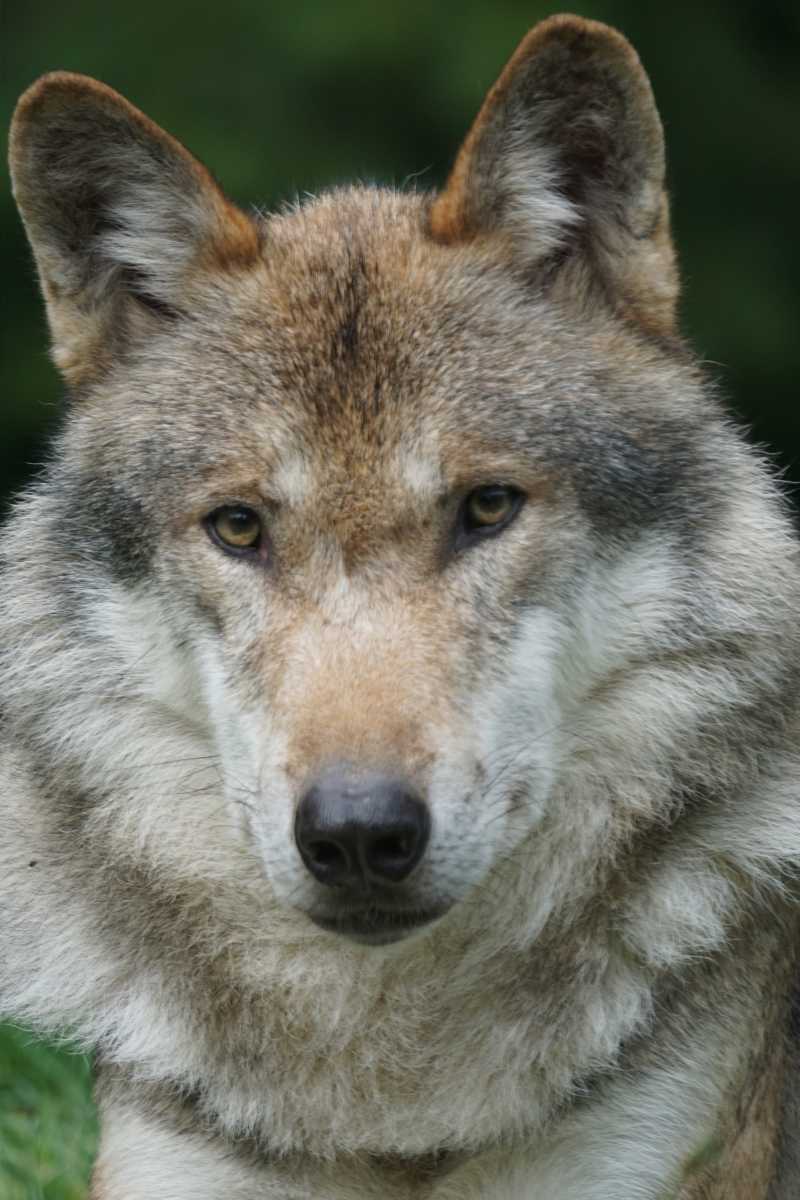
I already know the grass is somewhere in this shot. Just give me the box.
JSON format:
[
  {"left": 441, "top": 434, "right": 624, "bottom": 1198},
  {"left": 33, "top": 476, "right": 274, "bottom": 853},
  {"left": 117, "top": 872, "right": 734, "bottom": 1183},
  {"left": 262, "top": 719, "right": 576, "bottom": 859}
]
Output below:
[{"left": 0, "top": 1023, "right": 97, "bottom": 1200}]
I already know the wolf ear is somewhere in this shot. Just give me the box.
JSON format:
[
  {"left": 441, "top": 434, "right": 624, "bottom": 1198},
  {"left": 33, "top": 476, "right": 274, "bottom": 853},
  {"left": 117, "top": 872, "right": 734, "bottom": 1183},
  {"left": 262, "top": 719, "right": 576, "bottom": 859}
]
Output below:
[
  {"left": 430, "top": 15, "right": 678, "bottom": 335},
  {"left": 9, "top": 73, "right": 260, "bottom": 386}
]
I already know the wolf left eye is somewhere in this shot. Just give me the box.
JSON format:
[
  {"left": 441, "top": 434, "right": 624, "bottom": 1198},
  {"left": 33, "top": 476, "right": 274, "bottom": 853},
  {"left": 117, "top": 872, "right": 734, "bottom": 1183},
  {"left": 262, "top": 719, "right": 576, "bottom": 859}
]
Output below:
[
  {"left": 205, "top": 505, "right": 263, "bottom": 556},
  {"left": 457, "top": 485, "right": 524, "bottom": 546}
]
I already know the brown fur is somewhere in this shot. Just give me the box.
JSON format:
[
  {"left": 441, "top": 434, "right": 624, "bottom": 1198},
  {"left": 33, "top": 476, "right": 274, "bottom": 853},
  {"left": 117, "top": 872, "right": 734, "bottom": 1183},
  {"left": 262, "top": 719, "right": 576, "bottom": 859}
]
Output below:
[
  {"left": 5, "top": 15, "right": 800, "bottom": 1200},
  {"left": 430, "top": 14, "right": 678, "bottom": 337},
  {"left": 679, "top": 1031, "right": 785, "bottom": 1199},
  {"left": 9, "top": 71, "right": 261, "bottom": 386}
]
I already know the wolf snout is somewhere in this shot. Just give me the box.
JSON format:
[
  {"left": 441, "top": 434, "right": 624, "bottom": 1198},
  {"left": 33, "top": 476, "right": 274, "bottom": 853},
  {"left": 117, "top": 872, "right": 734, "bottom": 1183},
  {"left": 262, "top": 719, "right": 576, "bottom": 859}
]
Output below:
[{"left": 294, "top": 769, "right": 430, "bottom": 888}]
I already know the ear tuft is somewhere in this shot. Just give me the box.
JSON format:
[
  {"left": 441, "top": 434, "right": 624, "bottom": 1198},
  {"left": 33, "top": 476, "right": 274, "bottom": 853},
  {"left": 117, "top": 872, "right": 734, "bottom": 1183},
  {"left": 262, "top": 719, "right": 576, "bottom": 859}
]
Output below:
[
  {"left": 9, "top": 73, "right": 260, "bottom": 385},
  {"left": 430, "top": 15, "right": 678, "bottom": 334}
]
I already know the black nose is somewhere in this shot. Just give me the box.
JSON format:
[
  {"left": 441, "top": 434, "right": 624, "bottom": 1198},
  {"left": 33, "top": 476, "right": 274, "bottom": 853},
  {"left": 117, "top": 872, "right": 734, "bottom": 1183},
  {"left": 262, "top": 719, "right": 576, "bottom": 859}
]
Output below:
[{"left": 295, "top": 770, "right": 430, "bottom": 888}]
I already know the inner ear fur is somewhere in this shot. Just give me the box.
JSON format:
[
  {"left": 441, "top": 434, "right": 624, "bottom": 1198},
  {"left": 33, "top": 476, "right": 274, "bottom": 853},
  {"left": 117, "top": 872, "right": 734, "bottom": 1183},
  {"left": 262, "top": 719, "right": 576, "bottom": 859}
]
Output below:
[
  {"left": 9, "top": 72, "right": 260, "bottom": 386},
  {"left": 430, "top": 14, "right": 679, "bottom": 336}
]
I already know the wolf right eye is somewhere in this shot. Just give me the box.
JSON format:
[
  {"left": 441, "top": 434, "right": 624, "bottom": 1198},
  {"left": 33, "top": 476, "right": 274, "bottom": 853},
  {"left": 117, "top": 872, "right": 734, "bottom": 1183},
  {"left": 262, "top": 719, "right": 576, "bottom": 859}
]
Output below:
[
  {"left": 454, "top": 484, "right": 524, "bottom": 551},
  {"left": 205, "top": 506, "right": 263, "bottom": 556}
]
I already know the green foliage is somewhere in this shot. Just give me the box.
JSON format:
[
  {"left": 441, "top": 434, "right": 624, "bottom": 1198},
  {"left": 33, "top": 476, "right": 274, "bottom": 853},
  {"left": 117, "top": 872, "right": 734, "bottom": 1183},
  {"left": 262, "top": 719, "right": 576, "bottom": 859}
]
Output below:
[{"left": 0, "top": 1024, "right": 97, "bottom": 1200}]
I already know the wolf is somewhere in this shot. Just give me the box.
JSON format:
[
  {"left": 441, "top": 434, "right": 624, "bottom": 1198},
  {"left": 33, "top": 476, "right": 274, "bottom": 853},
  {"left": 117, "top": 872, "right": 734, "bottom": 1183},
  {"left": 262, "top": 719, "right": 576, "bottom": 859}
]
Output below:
[{"left": 3, "top": 12, "right": 800, "bottom": 1198}]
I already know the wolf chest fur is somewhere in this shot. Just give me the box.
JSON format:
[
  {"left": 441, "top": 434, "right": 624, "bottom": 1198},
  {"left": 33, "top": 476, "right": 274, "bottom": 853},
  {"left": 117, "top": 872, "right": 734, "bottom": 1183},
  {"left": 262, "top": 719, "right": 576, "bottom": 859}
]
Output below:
[{"left": 3, "top": 13, "right": 800, "bottom": 1199}]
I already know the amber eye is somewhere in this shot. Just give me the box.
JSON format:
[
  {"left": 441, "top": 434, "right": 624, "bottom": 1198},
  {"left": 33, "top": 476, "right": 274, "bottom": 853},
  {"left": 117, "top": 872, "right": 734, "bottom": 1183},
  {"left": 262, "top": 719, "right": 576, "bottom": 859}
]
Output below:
[
  {"left": 206, "top": 506, "right": 263, "bottom": 554},
  {"left": 461, "top": 485, "right": 523, "bottom": 536}
]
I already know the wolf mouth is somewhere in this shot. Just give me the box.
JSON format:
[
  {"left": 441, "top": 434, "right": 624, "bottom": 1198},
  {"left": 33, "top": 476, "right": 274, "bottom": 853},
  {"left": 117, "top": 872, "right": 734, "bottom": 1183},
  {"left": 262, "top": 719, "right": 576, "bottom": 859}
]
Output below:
[{"left": 308, "top": 905, "right": 446, "bottom": 945}]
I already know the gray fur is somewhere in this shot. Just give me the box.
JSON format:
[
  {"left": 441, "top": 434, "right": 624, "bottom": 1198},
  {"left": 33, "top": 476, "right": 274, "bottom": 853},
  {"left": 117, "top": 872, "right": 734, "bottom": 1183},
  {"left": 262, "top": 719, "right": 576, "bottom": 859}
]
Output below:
[{"left": 3, "top": 16, "right": 800, "bottom": 1199}]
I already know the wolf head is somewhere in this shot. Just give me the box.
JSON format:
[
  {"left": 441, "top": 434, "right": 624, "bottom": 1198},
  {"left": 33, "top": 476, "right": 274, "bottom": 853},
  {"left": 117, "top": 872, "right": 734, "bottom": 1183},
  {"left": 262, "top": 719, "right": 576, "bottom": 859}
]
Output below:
[{"left": 5, "top": 16, "right": 800, "bottom": 1107}]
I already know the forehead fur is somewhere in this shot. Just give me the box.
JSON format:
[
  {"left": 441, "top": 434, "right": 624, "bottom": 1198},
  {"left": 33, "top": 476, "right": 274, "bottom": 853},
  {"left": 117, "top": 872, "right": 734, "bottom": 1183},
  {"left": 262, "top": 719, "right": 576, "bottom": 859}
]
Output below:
[
  {"left": 251, "top": 186, "right": 535, "bottom": 453},
  {"left": 84, "top": 184, "right": 698, "bottom": 465},
  {"left": 62, "top": 181, "right": 710, "bottom": 582}
]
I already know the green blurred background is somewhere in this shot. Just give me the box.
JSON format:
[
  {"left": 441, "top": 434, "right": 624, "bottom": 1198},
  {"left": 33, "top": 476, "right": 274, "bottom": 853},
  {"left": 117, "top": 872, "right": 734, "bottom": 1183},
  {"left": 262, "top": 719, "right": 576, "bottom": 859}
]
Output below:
[{"left": 1, "top": 0, "right": 799, "bottom": 1195}]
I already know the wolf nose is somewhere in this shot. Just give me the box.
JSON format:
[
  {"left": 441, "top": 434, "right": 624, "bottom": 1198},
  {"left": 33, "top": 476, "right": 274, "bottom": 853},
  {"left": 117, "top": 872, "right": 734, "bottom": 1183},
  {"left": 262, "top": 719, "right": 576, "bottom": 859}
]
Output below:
[{"left": 295, "top": 771, "right": 430, "bottom": 888}]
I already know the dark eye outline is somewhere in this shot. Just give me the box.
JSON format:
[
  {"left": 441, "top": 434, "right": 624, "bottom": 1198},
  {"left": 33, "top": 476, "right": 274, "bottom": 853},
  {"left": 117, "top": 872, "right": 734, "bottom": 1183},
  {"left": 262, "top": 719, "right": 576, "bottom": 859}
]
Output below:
[
  {"left": 454, "top": 485, "right": 525, "bottom": 552},
  {"left": 204, "top": 505, "right": 266, "bottom": 560}
]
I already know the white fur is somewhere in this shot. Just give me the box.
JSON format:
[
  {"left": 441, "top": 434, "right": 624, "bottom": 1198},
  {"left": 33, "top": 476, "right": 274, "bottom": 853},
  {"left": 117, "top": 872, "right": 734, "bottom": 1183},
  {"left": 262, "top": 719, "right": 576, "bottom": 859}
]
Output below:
[
  {"left": 93, "top": 1010, "right": 731, "bottom": 1200},
  {"left": 272, "top": 453, "right": 313, "bottom": 507},
  {"left": 503, "top": 130, "right": 581, "bottom": 259},
  {"left": 4, "top": 65, "right": 800, "bottom": 1194}
]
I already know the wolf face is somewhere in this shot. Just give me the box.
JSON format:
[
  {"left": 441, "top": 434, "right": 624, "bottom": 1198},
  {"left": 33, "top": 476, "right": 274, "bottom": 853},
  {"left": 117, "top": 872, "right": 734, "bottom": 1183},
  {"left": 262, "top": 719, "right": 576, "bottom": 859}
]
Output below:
[
  {"left": 4, "top": 20, "right": 711, "bottom": 948},
  {"left": 5, "top": 15, "right": 800, "bottom": 1182}
]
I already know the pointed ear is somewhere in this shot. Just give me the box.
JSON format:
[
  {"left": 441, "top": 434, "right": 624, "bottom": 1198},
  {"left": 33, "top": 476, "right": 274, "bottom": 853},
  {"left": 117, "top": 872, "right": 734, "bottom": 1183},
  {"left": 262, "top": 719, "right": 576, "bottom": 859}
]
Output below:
[
  {"left": 430, "top": 15, "right": 678, "bottom": 335},
  {"left": 9, "top": 73, "right": 261, "bottom": 386}
]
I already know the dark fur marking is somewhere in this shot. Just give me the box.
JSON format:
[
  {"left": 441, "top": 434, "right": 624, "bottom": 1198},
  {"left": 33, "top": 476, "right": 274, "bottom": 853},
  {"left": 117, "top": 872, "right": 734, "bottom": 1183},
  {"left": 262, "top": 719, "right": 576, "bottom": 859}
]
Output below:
[
  {"left": 65, "top": 471, "right": 154, "bottom": 585},
  {"left": 191, "top": 591, "right": 224, "bottom": 636},
  {"left": 337, "top": 313, "right": 359, "bottom": 361},
  {"left": 120, "top": 266, "right": 183, "bottom": 321},
  {"left": 548, "top": 415, "right": 695, "bottom": 535},
  {"left": 331, "top": 249, "right": 367, "bottom": 368},
  {"left": 765, "top": 957, "right": 800, "bottom": 1198}
]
